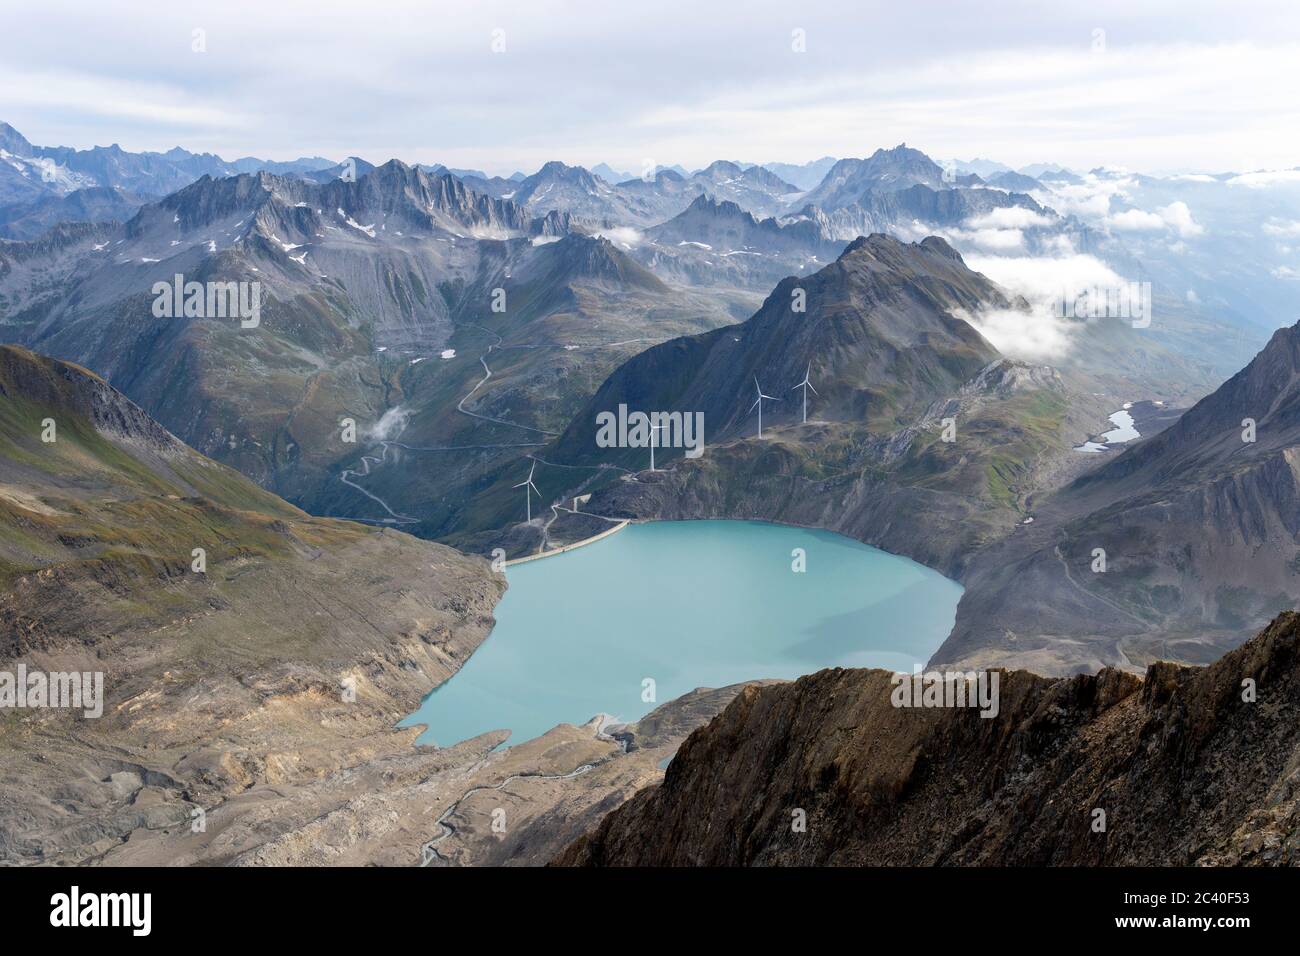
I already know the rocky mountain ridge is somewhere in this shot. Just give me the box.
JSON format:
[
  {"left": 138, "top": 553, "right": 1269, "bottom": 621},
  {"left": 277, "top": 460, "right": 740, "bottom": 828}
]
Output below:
[
  {"left": 0, "top": 344, "right": 506, "bottom": 863},
  {"left": 939, "top": 320, "right": 1300, "bottom": 675},
  {"left": 557, "top": 611, "right": 1300, "bottom": 866}
]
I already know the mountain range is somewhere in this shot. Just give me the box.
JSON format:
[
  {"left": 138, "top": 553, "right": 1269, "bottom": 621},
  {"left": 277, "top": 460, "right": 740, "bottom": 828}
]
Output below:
[
  {"left": 4, "top": 119, "right": 1300, "bottom": 869},
  {"left": 456, "top": 159, "right": 803, "bottom": 225},
  {"left": 0, "top": 121, "right": 336, "bottom": 230},
  {"left": 1, "top": 121, "right": 1296, "bottom": 676}
]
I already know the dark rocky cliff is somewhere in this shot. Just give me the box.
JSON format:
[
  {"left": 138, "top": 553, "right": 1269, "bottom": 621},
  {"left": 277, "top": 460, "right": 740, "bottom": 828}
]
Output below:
[{"left": 555, "top": 611, "right": 1300, "bottom": 866}]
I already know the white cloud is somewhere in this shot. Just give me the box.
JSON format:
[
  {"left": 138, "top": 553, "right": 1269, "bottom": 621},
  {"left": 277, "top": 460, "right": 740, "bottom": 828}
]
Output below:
[
  {"left": 1227, "top": 169, "right": 1300, "bottom": 188},
  {"left": 1034, "top": 175, "right": 1134, "bottom": 220},
  {"left": 967, "top": 252, "right": 1129, "bottom": 303},
  {"left": 366, "top": 405, "right": 412, "bottom": 441},
  {"left": 957, "top": 306, "right": 1074, "bottom": 361},
  {"left": 960, "top": 252, "right": 1132, "bottom": 360},
  {"left": 962, "top": 227, "right": 1026, "bottom": 251},
  {"left": 1105, "top": 200, "right": 1203, "bottom": 237},
  {"left": 1263, "top": 218, "right": 1300, "bottom": 237},
  {"left": 892, "top": 219, "right": 935, "bottom": 242},
  {"left": 594, "top": 226, "right": 643, "bottom": 249},
  {"left": 4, "top": 5, "right": 1300, "bottom": 176},
  {"left": 965, "top": 206, "right": 1054, "bottom": 229},
  {"left": 1157, "top": 200, "right": 1204, "bottom": 237},
  {"left": 1107, "top": 208, "right": 1167, "bottom": 231}
]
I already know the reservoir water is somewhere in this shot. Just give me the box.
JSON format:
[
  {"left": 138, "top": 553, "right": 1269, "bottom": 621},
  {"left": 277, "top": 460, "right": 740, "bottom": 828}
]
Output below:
[{"left": 401, "top": 520, "right": 963, "bottom": 748}]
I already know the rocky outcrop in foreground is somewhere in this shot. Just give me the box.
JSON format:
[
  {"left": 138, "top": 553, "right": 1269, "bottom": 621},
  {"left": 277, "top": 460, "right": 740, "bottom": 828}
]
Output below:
[{"left": 556, "top": 612, "right": 1300, "bottom": 866}]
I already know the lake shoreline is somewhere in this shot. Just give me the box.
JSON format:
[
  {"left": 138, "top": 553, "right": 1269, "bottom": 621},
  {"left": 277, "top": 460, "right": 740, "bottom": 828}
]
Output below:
[{"left": 409, "top": 519, "right": 963, "bottom": 749}]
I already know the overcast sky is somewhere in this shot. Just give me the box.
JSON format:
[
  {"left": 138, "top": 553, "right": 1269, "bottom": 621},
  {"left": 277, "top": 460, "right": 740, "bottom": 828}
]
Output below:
[{"left": 3, "top": 0, "right": 1299, "bottom": 176}]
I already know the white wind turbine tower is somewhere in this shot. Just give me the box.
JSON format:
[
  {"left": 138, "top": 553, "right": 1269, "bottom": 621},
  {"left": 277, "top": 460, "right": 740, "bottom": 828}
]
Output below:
[
  {"left": 514, "top": 461, "right": 540, "bottom": 523},
  {"left": 648, "top": 421, "right": 665, "bottom": 471},
  {"left": 792, "top": 363, "right": 818, "bottom": 423},
  {"left": 749, "top": 376, "right": 777, "bottom": 438}
]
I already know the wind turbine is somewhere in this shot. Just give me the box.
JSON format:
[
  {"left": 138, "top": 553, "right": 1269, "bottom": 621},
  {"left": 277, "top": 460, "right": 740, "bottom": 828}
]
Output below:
[
  {"left": 749, "top": 376, "right": 777, "bottom": 438},
  {"left": 648, "top": 421, "right": 665, "bottom": 471},
  {"left": 513, "top": 461, "right": 540, "bottom": 523},
  {"left": 791, "top": 363, "right": 818, "bottom": 424}
]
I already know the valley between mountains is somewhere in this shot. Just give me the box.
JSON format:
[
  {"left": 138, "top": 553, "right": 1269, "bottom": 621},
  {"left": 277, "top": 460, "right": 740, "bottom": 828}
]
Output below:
[{"left": 3, "top": 124, "right": 1300, "bottom": 865}]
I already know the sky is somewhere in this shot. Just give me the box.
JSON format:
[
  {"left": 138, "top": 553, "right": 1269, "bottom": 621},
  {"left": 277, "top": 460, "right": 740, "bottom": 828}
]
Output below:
[{"left": 2, "top": 0, "right": 1300, "bottom": 177}]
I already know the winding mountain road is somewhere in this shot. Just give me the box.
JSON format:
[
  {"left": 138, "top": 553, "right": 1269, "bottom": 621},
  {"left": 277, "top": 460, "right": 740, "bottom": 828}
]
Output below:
[{"left": 338, "top": 324, "right": 654, "bottom": 523}]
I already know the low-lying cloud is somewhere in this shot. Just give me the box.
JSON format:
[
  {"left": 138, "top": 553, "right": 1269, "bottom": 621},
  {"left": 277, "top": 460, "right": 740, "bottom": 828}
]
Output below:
[
  {"left": 964, "top": 207, "right": 1055, "bottom": 230},
  {"left": 954, "top": 305, "right": 1074, "bottom": 361},
  {"left": 366, "top": 404, "right": 413, "bottom": 442},
  {"left": 594, "top": 226, "right": 643, "bottom": 250},
  {"left": 1106, "top": 200, "right": 1203, "bottom": 237},
  {"left": 960, "top": 252, "right": 1131, "bottom": 361}
]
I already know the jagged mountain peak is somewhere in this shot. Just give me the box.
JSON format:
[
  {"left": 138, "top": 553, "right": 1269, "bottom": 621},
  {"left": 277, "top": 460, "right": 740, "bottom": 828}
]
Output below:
[
  {"left": 127, "top": 170, "right": 279, "bottom": 236},
  {"left": 697, "top": 159, "right": 743, "bottom": 176},
  {"left": 987, "top": 170, "right": 1042, "bottom": 191},
  {"left": 835, "top": 232, "right": 969, "bottom": 277},
  {"left": 119, "top": 158, "right": 542, "bottom": 242},
  {"left": 869, "top": 142, "right": 940, "bottom": 164},
  {"left": 551, "top": 231, "right": 1006, "bottom": 460},
  {"left": 642, "top": 193, "right": 842, "bottom": 284},
  {"left": 525, "top": 232, "right": 666, "bottom": 291},
  {"left": 681, "top": 192, "right": 753, "bottom": 219},
  {"left": 0, "top": 121, "right": 34, "bottom": 157},
  {"left": 530, "top": 160, "right": 599, "bottom": 184},
  {"left": 691, "top": 161, "right": 797, "bottom": 191},
  {"left": 686, "top": 161, "right": 800, "bottom": 203},
  {"left": 804, "top": 146, "right": 949, "bottom": 211}
]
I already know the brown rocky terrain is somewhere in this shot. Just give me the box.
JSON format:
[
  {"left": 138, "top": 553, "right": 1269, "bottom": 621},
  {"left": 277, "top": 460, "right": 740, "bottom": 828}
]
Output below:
[
  {"left": 556, "top": 611, "right": 1300, "bottom": 866},
  {"left": 99, "top": 683, "right": 762, "bottom": 866},
  {"left": 0, "top": 345, "right": 510, "bottom": 863},
  {"left": 0, "top": 345, "right": 779, "bottom": 866}
]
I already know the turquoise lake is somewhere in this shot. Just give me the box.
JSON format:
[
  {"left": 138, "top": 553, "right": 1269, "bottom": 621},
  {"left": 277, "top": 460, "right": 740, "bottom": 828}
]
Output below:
[{"left": 401, "top": 520, "right": 963, "bottom": 748}]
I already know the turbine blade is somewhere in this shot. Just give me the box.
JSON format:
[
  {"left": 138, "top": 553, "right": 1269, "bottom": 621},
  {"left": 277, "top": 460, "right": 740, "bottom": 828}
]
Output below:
[{"left": 807, "top": 382, "right": 819, "bottom": 395}]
